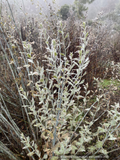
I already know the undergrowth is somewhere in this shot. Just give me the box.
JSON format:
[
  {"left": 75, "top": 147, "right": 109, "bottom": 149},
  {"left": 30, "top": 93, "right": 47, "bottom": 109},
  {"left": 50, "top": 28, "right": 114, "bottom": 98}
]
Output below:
[{"left": 0, "top": 1, "right": 120, "bottom": 160}]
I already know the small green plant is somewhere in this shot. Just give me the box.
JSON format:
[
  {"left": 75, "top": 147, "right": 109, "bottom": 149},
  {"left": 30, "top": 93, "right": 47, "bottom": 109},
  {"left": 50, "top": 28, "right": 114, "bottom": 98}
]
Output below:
[{"left": 100, "top": 79, "right": 119, "bottom": 89}]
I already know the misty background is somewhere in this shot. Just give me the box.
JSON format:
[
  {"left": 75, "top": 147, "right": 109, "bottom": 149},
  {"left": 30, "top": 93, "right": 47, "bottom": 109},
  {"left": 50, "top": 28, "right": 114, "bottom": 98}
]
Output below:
[{"left": 1, "top": 0, "right": 120, "bottom": 20}]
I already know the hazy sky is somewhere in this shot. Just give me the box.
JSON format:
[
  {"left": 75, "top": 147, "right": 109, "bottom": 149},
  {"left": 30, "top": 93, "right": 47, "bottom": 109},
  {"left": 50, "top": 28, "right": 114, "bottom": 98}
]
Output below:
[
  {"left": 2, "top": 0, "right": 75, "bottom": 12},
  {"left": 2, "top": 0, "right": 74, "bottom": 6},
  {"left": 2, "top": 0, "right": 120, "bottom": 19}
]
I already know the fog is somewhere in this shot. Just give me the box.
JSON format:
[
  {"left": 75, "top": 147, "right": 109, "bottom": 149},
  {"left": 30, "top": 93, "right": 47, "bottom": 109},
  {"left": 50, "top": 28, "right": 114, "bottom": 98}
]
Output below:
[
  {"left": 1, "top": 0, "right": 74, "bottom": 17},
  {"left": 2, "top": 0, "right": 74, "bottom": 7},
  {"left": 87, "top": 0, "right": 119, "bottom": 19},
  {"left": 1, "top": 0, "right": 120, "bottom": 19}
]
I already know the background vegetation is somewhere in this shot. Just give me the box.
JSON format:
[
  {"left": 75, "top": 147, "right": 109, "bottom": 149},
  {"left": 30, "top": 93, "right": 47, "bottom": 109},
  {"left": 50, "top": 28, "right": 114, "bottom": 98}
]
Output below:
[{"left": 0, "top": 0, "right": 120, "bottom": 160}]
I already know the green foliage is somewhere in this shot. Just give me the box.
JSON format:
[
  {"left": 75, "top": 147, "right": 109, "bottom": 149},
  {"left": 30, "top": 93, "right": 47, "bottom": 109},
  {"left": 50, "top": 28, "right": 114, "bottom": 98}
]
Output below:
[
  {"left": 73, "top": 0, "right": 87, "bottom": 18},
  {"left": 59, "top": 0, "right": 95, "bottom": 20},
  {"left": 79, "top": 0, "right": 95, "bottom": 4},
  {"left": 59, "top": 4, "right": 70, "bottom": 20},
  {"left": 72, "top": 0, "right": 95, "bottom": 19},
  {"left": 100, "top": 79, "right": 120, "bottom": 89}
]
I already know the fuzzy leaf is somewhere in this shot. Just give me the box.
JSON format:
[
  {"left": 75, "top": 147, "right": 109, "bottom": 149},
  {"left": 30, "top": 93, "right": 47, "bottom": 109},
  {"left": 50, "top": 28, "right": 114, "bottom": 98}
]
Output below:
[
  {"left": 99, "top": 148, "right": 108, "bottom": 158},
  {"left": 108, "top": 133, "right": 117, "bottom": 140},
  {"left": 51, "top": 157, "right": 58, "bottom": 160},
  {"left": 96, "top": 140, "right": 103, "bottom": 148},
  {"left": 27, "top": 152, "right": 34, "bottom": 157},
  {"left": 34, "top": 123, "right": 42, "bottom": 127},
  {"left": 88, "top": 146, "right": 96, "bottom": 153}
]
